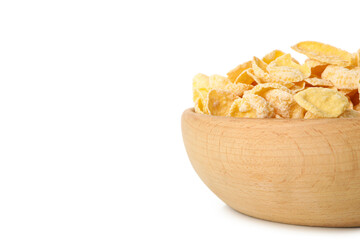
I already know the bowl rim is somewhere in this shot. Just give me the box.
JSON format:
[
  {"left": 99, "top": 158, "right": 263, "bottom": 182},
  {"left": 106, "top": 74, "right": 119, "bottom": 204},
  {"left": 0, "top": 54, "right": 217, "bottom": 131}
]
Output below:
[{"left": 183, "top": 108, "right": 360, "bottom": 122}]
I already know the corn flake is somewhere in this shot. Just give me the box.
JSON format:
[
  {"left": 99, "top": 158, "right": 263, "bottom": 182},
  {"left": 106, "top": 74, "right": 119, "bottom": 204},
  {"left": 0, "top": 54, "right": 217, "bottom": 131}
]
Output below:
[
  {"left": 193, "top": 73, "right": 209, "bottom": 90},
  {"left": 209, "top": 74, "right": 232, "bottom": 89},
  {"left": 289, "top": 104, "right": 306, "bottom": 119},
  {"left": 290, "top": 81, "right": 306, "bottom": 93},
  {"left": 349, "top": 51, "right": 360, "bottom": 68},
  {"left": 263, "top": 89, "right": 298, "bottom": 118},
  {"left": 292, "top": 41, "right": 353, "bottom": 66},
  {"left": 347, "top": 96, "right": 354, "bottom": 109},
  {"left": 229, "top": 93, "right": 274, "bottom": 118},
  {"left": 304, "top": 111, "right": 322, "bottom": 119},
  {"left": 249, "top": 82, "right": 291, "bottom": 97},
  {"left": 262, "top": 50, "right": 285, "bottom": 64},
  {"left": 267, "top": 54, "right": 311, "bottom": 82},
  {"left": 294, "top": 87, "right": 349, "bottom": 117},
  {"left": 305, "top": 59, "right": 329, "bottom": 77},
  {"left": 194, "top": 96, "right": 208, "bottom": 114},
  {"left": 339, "top": 89, "right": 358, "bottom": 97},
  {"left": 252, "top": 57, "right": 270, "bottom": 81},
  {"left": 227, "top": 61, "right": 252, "bottom": 82},
  {"left": 247, "top": 68, "right": 294, "bottom": 88},
  {"left": 321, "top": 65, "right": 360, "bottom": 90},
  {"left": 354, "top": 104, "right": 360, "bottom": 111},
  {"left": 234, "top": 69, "right": 255, "bottom": 85},
  {"left": 339, "top": 109, "right": 360, "bottom": 118},
  {"left": 224, "top": 83, "right": 253, "bottom": 97},
  {"left": 193, "top": 88, "right": 209, "bottom": 102},
  {"left": 207, "top": 89, "right": 238, "bottom": 116},
  {"left": 304, "top": 77, "right": 333, "bottom": 87}
]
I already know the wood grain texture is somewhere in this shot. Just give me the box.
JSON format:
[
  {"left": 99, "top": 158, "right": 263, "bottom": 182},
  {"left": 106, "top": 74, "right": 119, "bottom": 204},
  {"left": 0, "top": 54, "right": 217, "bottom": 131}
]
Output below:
[{"left": 181, "top": 108, "right": 360, "bottom": 227}]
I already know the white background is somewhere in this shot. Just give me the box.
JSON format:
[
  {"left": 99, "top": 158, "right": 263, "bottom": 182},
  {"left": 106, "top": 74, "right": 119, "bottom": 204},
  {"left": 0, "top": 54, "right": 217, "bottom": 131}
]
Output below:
[{"left": 0, "top": 0, "right": 359, "bottom": 239}]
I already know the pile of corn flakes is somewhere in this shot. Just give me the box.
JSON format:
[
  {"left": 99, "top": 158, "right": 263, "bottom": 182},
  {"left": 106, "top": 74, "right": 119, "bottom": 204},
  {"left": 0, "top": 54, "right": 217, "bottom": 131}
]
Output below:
[{"left": 193, "top": 41, "right": 360, "bottom": 119}]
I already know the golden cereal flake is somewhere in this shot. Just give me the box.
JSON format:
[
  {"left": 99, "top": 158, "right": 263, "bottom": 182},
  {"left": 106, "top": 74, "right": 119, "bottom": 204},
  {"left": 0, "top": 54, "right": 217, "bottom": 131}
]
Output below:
[
  {"left": 262, "top": 50, "right": 285, "bottom": 64},
  {"left": 224, "top": 83, "right": 253, "bottom": 97},
  {"left": 192, "top": 73, "right": 209, "bottom": 90},
  {"left": 339, "top": 109, "right": 360, "bottom": 118},
  {"left": 247, "top": 67, "right": 294, "bottom": 87},
  {"left": 304, "top": 77, "right": 333, "bottom": 87},
  {"left": 252, "top": 57, "right": 270, "bottom": 81},
  {"left": 207, "top": 89, "right": 238, "bottom": 116},
  {"left": 228, "top": 93, "right": 274, "bottom": 118},
  {"left": 248, "top": 82, "right": 291, "bottom": 97},
  {"left": 347, "top": 96, "right": 354, "bottom": 109},
  {"left": 349, "top": 51, "right": 360, "bottom": 68},
  {"left": 209, "top": 74, "right": 232, "bottom": 89},
  {"left": 294, "top": 87, "right": 349, "bottom": 117},
  {"left": 292, "top": 41, "right": 353, "bottom": 66},
  {"left": 194, "top": 96, "right": 208, "bottom": 114},
  {"left": 321, "top": 65, "right": 360, "bottom": 90},
  {"left": 193, "top": 88, "right": 209, "bottom": 103},
  {"left": 263, "top": 89, "right": 304, "bottom": 118},
  {"left": 354, "top": 104, "right": 360, "bottom": 111},
  {"left": 289, "top": 104, "right": 306, "bottom": 119},
  {"left": 290, "top": 81, "right": 306, "bottom": 93},
  {"left": 228, "top": 98, "right": 256, "bottom": 118},
  {"left": 304, "top": 111, "right": 322, "bottom": 119},
  {"left": 267, "top": 54, "right": 311, "bottom": 82},
  {"left": 227, "top": 61, "right": 252, "bottom": 82},
  {"left": 339, "top": 88, "right": 358, "bottom": 97},
  {"left": 234, "top": 69, "right": 255, "bottom": 85},
  {"left": 305, "top": 59, "right": 329, "bottom": 77}
]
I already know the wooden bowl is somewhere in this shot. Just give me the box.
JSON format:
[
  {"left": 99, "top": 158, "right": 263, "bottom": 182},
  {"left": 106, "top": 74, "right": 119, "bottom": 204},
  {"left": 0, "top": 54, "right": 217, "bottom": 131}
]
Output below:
[{"left": 181, "top": 108, "right": 360, "bottom": 227}]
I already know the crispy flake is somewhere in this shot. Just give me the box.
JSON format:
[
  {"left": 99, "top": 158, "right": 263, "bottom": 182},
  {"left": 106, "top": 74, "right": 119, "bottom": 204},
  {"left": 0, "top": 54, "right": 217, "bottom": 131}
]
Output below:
[
  {"left": 207, "top": 89, "right": 238, "bottom": 116},
  {"left": 192, "top": 73, "right": 209, "bottom": 90},
  {"left": 350, "top": 51, "right": 360, "bottom": 68},
  {"left": 263, "top": 89, "right": 297, "bottom": 118},
  {"left": 292, "top": 41, "right": 353, "bottom": 66},
  {"left": 194, "top": 96, "right": 208, "bottom": 114},
  {"left": 294, "top": 87, "right": 349, "bottom": 117},
  {"left": 193, "top": 88, "right": 209, "bottom": 102},
  {"left": 267, "top": 54, "right": 311, "bottom": 82},
  {"left": 224, "top": 83, "right": 253, "bottom": 97},
  {"left": 262, "top": 50, "right": 285, "bottom": 64},
  {"left": 234, "top": 69, "right": 255, "bottom": 85},
  {"left": 339, "top": 109, "right": 360, "bottom": 118},
  {"left": 339, "top": 89, "right": 358, "bottom": 97},
  {"left": 227, "top": 61, "right": 252, "bottom": 82},
  {"left": 229, "top": 93, "right": 274, "bottom": 118},
  {"left": 304, "top": 111, "right": 322, "bottom": 119},
  {"left": 304, "top": 77, "right": 333, "bottom": 87},
  {"left": 290, "top": 81, "right": 306, "bottom": 93},
  {"left": 354, "top": 104, "right": 360, "bottom": 111},
  {"left": 249, "top": 82, "right": 291, "bottom": 97},
  {"left": 289, "top": 103, "right": 306, "bottom": 118},
  {"left": 209, "top": 74, "right": 232, "bottom": 89},
  {"left": 305, "top": 59, "right": 329, "bottom": 77},
  {"left": 347, "top": 96, "right": 354, "bottom": 109},
  {"left": 321, "top": 65, "right": 360, "bottom": 89},
  {"left": 252, "top": 57, "right": 270, "bottom": 80}
]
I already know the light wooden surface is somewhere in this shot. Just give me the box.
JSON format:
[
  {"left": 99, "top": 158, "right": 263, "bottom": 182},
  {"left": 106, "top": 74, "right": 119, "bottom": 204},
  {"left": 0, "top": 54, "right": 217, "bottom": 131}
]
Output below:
[{"left": 181, "top": 108, "right": 360, "bottom": 227}]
